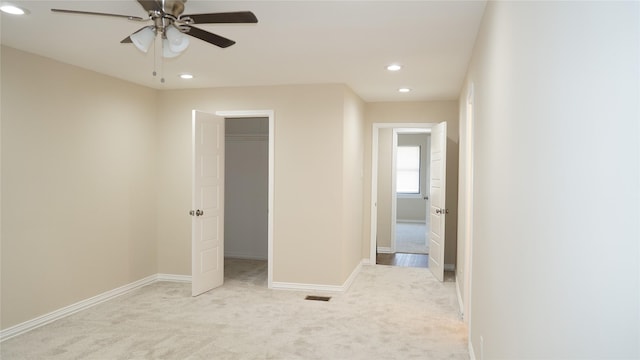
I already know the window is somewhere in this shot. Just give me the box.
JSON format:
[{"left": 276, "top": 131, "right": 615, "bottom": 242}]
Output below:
[{"left": 396, "top": 146, "right": 420, "bottom": 194}]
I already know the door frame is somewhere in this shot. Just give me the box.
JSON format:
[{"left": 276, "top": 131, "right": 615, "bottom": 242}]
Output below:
[
  {"left": 370, "top": 122, "right": 438, "bottom": 264},
  {"left": 390, "top": 129, "right": 398, "bottom": 253},
  {"left": 460, "top": 83, "right": 475, "bottom": 325},
  {"left": 215, "top": 110, "right": 275, "bottom": 289}
]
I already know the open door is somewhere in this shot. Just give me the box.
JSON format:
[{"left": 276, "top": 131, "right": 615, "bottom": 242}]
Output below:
[
  {"left": 191, "top": 110, "right": 225, "bottom": 296},
  {"left": 429, "top": 122, "right": 447, "bottom": 281}
]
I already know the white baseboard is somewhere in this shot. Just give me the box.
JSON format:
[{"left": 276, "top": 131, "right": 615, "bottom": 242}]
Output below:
[
  {"left": 0, "top": 273, "right": 190, "bottom": 342},
  {"left": 271, "top": 281, "right": 345, "bottom": 293},
  {"left": 272, "top": 260, "right": 365, "bottom": 293},
  {"left": 224, "top": 252, "right": 268, "bottom": 261},
  {"left": 157, "top": 274, "right": 192, "bottom": 283},
  {"left": 455, "top": 278, "right": 464, "bottom": 320},
  {"left": 377, "top": 247, "right": 393, "bottom": 254},
  {"left": 444, "top": 263, "right": 455, "bottom": 271},
  {"left": 396, "top": 220, "right": 427, "bottom": 224},
  {"left": 469, "top": 340, "right": 477, "bottom": 360},
  {"left": 342, "top": 260, "right": 365, "bottom": 291}
]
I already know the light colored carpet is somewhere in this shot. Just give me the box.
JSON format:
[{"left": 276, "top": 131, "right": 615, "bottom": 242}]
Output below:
[
  {"left": 396, "top": 222, "right": 429, "bottom": 254},
  {"left": 1, "top": 259, "right": 468, "bottom": 360}
]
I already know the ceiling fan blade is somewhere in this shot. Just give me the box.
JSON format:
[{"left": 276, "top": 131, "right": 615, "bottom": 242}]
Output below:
[
  {"left": 183, "top": 11, "right": 258, "bottom": 24},
  {"left": 120, "top": 26, "right": 149, "bottom": 44},
  {"left": 185, "top": 26, "right": 236, "bottom": 48},
  {"left": 136, "top": 0, "right": 162, "bottom": 13},
  {"left": 51, "top": 8, "right": 145, "bottom": 21}
]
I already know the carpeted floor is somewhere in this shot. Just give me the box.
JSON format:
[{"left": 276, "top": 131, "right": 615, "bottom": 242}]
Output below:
[
  {"left": 395, "top": 222, "right": 429, "bottom": 254},
  {"left": 0, "top": 259, "right": 468, "bottom": 359}
]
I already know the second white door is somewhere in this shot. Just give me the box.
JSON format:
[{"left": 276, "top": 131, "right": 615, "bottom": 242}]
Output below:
[{"left": 429, "top": 122, "right": 447, "bottom": 282}]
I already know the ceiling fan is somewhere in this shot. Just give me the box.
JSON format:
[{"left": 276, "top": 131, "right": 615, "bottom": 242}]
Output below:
[{"left": 51, "top": 0, "right": 258, "bottom": 58}]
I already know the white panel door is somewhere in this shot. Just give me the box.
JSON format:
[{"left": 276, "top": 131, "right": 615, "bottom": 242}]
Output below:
[
  {"left": 429, "top": 122, "right": 447, "bottom": 282},
  {"left": 192, "top": 110, "right": 225, "bottom": 296}
]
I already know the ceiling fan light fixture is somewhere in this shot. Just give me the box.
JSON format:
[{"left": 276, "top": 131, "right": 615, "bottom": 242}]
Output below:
[
  {"left": 179, "top": 74, "right": 194, "bottom": 79},
  {"left": 130, "top": 26, "right": 156, "bottom": 53},
  {"left": 162, "top": 38, "right": 182, "bottom": 58},
  {"left": 165, "top": 25, "right": 189, "bottom": 53}
]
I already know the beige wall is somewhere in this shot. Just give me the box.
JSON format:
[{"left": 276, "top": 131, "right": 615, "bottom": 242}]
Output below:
[
  {"left": 363, "top": 101, "right": 459, "bottom": 265},
  {"left": 340, "top": 88, "right": 365, "bottom": 281},
  {"left": 463, "top": 1, "right": 639, "bottom": 358},
  {"left": 156, "top": 84, "right": 364, "bottom": 286},
  {"left": 1, "top": 47, "right": 158, "bottom": 329}
]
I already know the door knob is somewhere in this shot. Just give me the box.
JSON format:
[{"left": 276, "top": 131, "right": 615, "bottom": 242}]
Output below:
[{"left": 190, "top": 209, "right": 204, "bottom": 216}]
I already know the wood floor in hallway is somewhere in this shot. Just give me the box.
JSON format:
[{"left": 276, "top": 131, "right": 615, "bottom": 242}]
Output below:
[{"left": 376, "top": 253, "right": 429, "bottom": 268}]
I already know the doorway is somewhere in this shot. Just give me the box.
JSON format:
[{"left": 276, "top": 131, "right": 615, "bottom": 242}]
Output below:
[
  {"left": 191, "top": 110, "right": 275, "bottom": 296},
  {"left": 370, "top": 122, "right": 448, "bottom": 281},
  {"left": 224, "top": 117, "right": 269, "bottom": 285},
  {"left": 216, "top": 110, "right": 275, "bottom": 288},
  {"left": 394, "top": 129, "right": 431, "bottom": 256},
  {"left": 374, "top": 126, "right": 430, "bottom": 269},
  {"left": 224, "top": 117, "right": 268, "bottom": 260}
]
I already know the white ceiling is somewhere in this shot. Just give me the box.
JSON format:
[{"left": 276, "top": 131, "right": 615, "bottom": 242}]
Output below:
[{"left": 0, "top": 0, "right": 486, "bottom": 102}]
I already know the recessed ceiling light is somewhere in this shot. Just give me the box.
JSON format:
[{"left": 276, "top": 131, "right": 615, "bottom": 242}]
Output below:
[
  {"left": 386, "top": 64, "right": 402, "bottom": 71},
  {"left": 179, "top": 74, "right": 194, "bottom": 79},
  {"left": 0, "top": 5, "right": 28, "bottom": 15},
  {"left": 398, "top": 88, "right": 411, "bottom": 93}
]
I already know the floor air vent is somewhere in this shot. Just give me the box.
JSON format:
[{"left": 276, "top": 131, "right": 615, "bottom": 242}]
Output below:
[{"left": 305, "top": 295, "right": 331, "bottom": 302}]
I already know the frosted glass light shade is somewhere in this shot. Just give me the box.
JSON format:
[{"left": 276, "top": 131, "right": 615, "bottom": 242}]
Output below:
[
  {"left": 165, "top": 25, "right": 189, "bottom": 53},
  {"left": 130, "top": 26, "right": 156, "bottom": 53},
  {"left": 162, "top": 38, "right": 181, "bottom": 58}
]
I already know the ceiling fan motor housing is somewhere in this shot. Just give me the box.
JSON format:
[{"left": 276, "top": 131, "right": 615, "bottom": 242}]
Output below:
[{"left": 163, "top": 0, "right": 186, "bottom": 18}]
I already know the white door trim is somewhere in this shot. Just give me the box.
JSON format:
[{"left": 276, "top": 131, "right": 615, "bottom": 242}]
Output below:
[
  {"left": 463, "top": 83, "right": 475, "bottom": 329},
  {"left": 390, "top": 129, "right": 399, "bottom": 253},
  {"left": 370, "top": 122, "right": 437, "bottom": 264},
  {"left": 216, "top": 110, "right": 275, "bottom": 289}
]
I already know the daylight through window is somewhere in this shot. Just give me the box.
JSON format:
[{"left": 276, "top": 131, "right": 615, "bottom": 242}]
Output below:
[{"left": 396, "top": 146, "right": 420, "bottom": 194}]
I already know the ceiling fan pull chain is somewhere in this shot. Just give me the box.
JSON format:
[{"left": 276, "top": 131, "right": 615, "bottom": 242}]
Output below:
[
  {"left": 160, "top": 41, "right": 165, "bottom": 84},
  {"left": 152, "top": 38, "right": 157, "bottom": 78}
]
